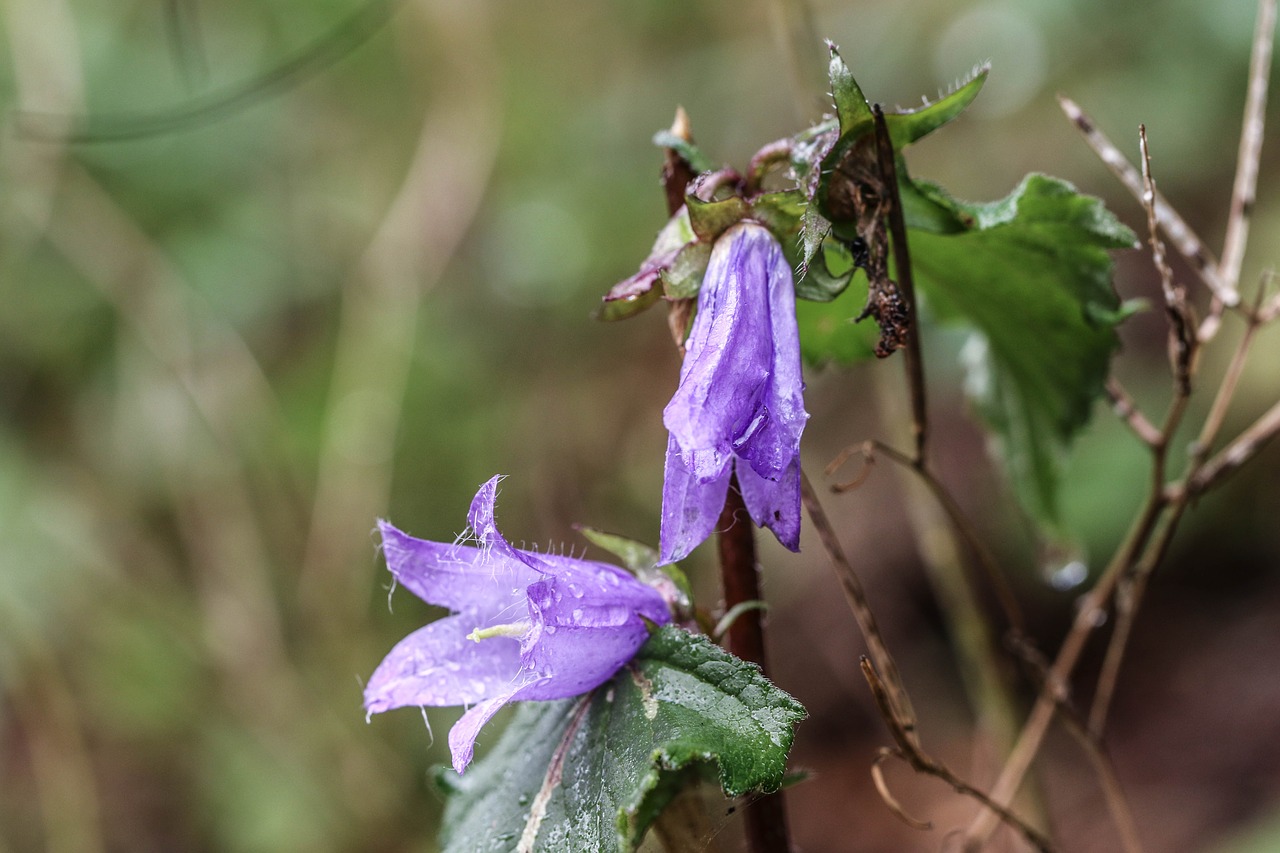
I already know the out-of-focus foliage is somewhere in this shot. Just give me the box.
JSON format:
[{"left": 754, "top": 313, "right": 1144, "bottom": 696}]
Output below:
[{"left": 1, "top": 1, "right": 1278, "bottom": 851}]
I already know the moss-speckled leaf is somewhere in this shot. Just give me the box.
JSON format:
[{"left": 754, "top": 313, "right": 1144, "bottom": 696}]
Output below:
[
  {"left": 910, "top": 173, "right": 1137, "bottom": 525},
  {"left": 438, "top": 626, "right": 805, "bottom": 853}
]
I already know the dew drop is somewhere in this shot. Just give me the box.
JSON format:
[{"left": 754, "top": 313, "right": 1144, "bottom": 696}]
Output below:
[
  {"left": 1048, "top": 559, "right": 1088, "bottom": 591},
  {"left": 1040, "top": 540, "right": 1089, "bottom": 591}
]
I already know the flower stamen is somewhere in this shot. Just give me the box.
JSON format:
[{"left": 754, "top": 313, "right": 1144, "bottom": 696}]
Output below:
[{"left": 466, "top": 621, "right": 531, "bottom": 643}]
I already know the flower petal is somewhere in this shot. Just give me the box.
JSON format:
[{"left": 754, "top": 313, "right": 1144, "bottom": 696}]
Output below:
[
  {"left": 363, "top": 614, "right": 524, "bottom": 713},
  {"left": 447, "top": 680, "right": 542, "bottom": 774},
  {"left": 660, "top": 433, "right": 732, "bottom": 564},
  {"left": 467, "top": 475, "right": 556, "bottom": 574},
  {"left": 663, "top": 223, "right": 776, "bottom": 479},
  {"left": 379, "top": 520, "right": 540, "bottom": 613},
  {"left": 736, "top": 454, "right": 802, "bottom": 552},
  {"left": 734, "top": 232, "right": 808, "bottom": 481},
  {"left": 516, "top": 563, "right": 671, "bottom": 700}
]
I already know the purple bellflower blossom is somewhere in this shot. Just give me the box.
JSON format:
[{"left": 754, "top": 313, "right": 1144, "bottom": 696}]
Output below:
[
  {"left": 660, "top": 222, "right": 809, "bottom": 564},
  {"left": 364, "top": 477, "right": 672, "bottom": 773}
]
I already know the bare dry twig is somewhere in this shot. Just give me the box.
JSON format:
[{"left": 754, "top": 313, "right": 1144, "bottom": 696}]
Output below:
[
  {"left": 967, "top": 8, "right": 1280, "bottom": 845},
  {"left": 801, "top": 471, "right": 920, "bottom": 747},
  {"left": 1057, "top": 95, "right": 1228, "bottom": 302},
  {"left": 860, "top": 659, "right": 1055, "bottom": 853}
]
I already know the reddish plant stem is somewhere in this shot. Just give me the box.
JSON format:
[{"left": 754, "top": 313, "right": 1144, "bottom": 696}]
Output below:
[
  {"left": 717, "top": 476, "right": 792, "bottom": 853},
  {"left": 718, "top": 477, "right": 769, "bottom": 669},
  {"left": 661, "top": 112, "right": 792, "bottom": 853}
]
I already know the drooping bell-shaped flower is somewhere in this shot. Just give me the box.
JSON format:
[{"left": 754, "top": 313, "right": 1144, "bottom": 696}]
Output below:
[
  {"left": 364, "top": 476, "right": 672, "bottom": 773},
  {"left": 661, "top": 222, "right": 809, "bottom": 564}
]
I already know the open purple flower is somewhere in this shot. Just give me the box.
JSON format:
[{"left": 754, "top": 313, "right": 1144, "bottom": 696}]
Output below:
[
  {"left": 364, "top": 476, "right": 672, "bottom": 773},
  {"left": 660, "top": 222, "right": 808, "bottom": 564}
]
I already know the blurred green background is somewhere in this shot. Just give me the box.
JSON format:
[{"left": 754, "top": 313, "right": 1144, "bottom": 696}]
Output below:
[{"left": 3, "top": 0, "right": 1280, "bottom": 851}]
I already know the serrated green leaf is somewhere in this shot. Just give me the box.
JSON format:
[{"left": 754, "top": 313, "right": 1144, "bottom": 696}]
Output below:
[
  {"left": 795, "top": 269, "right": 877, "bottom": 366},
  {"left": 883, "top": 66, "right": 990, "bottom": 149},
  {"left": 909, "top": 174, "right": 1137, "bottom": 525},
  {"left": 827, "top": 42, "right": 873, "bottom": 136},
  {"left": 438, "top": 626, "right": 806, "bottom": 853}
]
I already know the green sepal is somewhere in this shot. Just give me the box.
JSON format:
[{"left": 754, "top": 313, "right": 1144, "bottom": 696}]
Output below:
[
  {"left": 827, "top": 42, "right": 874, "bottom": 137},
  {"left": 577, "top": 527, "right": 694, "bottom": 618},
  {"left": 660, "top": 241, "right": 713, "bottom": 300},
  {"left": 652, "top": 129, "right": 713, "bottom": 174},
  {"left": 883, "top": 65, "right": 990, "bottom": 150},
  {"left": 596, "top": 279, "right": 664, "bottom": 321},
  {"left": 685, "top": 194, "right": 750, "bottom": 243},
  {"left": 792, "top": 237, "right": 855, "bottom": 302},
  {"left": 749, "top": 190, "right": 807, "bottom": 237},
  {"left": 598, "top": 209, "right": 696, "bottom": 321}
]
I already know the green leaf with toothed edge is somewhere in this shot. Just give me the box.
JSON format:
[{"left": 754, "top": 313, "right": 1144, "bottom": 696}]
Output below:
[
  {"left": 436, "top": 626, "right": 806, "bottom": 853},
  {"left": 909, "top": 173, "right": 1138, "bottom": 528}
]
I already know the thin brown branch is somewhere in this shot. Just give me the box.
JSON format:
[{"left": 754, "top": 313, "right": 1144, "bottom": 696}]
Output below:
[
  {"left": 871, "top": 749, "right": 933, "bottom": 831},
  {"left": 1139, "top": 125, "right": 1198, "bottom": 396},
  {"left": 1188, "top": 395, "right": 1280, "bottom": 495},
  {"left": 801, "top": 470, "right": 919, "bottom": 747},
  {"left": 963, "top": 493, "right": 1167, "bottom": 849},
  {"left": 660, "top": 109, "right": 700, "bottom": 352},
  {"left": 660, "top": 106, "right": 790, "bottom": 853},
  {"left": 1105, "top": 379, "right": 1163, "bottom": 447},
  {"left": 873, "top": 106, "right": 928, "bottom": 464},
  {"left": 662, "top": 107, "right": 698, "bottom": 216},
  {"left": 1057, "top": 95, "right": 1229, "bottom": 301},
  {"left": 829, "top": 440, "right": 1026, "bottom": 635},
  {"left": 1192, "top": 291, "right": 1267, "bottom": 470},
  {"left": 1087, "top": 573, "right": 1140, "bottom": 738},
  {"left": 861, "top": 660, "right": 1055, "bottom": 853},
  {"left": 1220, "top": 0, "right": 1277, "bottom": 300},
  {"left": 1010, "top": 629, "right": 1144, "bottom": 853}
]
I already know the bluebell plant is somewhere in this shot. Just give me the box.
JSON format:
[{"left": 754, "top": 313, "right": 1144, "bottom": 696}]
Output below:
[
  {"left": 660, "top": 221, "right": 808, "bottom": 564},
  {"left": 364, "top": 476, "right": 671, "bottom": 773}
]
